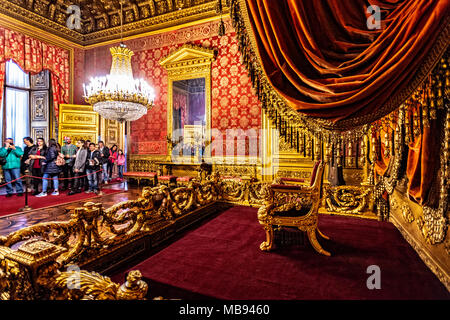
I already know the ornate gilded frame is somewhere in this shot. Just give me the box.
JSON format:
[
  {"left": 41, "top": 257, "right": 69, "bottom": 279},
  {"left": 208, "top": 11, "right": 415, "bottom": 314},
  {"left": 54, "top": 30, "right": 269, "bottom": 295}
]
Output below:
[
  {"left": 58, "top": 104, "right": 99, "bottom": 145},
  {"left": 160, "top": 44, "right": 215, "bottom": 162}
]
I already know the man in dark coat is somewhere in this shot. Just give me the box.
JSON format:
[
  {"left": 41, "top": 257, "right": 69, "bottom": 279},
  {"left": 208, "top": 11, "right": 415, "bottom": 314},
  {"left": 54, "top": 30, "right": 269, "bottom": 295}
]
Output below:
[
  {"left": 36, "top": 139, "right": 61, "bottom": 197},
  {"left": 97, "top": 141, "right": 110, "bottom": 184},
  {"left": 85, "top": 142, "right": 101, "bottom": 194}
]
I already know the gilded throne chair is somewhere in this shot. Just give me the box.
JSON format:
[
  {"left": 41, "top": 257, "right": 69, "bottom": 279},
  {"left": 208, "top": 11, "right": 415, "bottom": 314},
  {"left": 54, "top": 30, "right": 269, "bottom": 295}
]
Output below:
[{"left": 257, "top": 161, "right": 331, "bottom": 256}]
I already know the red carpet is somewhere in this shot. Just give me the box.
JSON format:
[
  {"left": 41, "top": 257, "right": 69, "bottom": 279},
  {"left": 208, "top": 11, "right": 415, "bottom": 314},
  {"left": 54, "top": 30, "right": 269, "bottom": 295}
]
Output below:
[
  {"left": 0, "top": 189, "right": 123, "bottom": 217},
  {"left": 114, "top": 206, "right": 450, "bottom": 300}
]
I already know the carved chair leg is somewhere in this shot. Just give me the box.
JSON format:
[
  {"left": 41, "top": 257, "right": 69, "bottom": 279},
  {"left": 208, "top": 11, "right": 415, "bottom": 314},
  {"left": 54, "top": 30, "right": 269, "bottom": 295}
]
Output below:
[
  {"left": 306, "top": 227, "right": 331, "bottom": 256},
  {"left": 317, "top": 227, "right": 330, "bottom": 240},
  {"left": 260, "top": 224, "right": 274, "bottom": 251}
]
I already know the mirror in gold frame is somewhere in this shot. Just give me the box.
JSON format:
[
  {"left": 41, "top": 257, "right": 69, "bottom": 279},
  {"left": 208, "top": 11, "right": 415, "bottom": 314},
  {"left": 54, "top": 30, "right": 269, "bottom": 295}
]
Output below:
[{"left": 160, "top": 44, "right": 215, "bottom": 163}]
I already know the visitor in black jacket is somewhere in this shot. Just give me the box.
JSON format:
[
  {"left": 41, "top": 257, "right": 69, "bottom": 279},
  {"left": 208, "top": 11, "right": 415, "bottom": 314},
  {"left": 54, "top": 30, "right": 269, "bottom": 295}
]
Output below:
[
  {"left": 98, "top": 141, "right": 110, "bottom": 184},
  {"left": 27, "top": 138, "right": 48, "bottom": 195},
  {"left": 85, "top": 143, "right": 101, "bottom": 194},
  {"left": 36, "top": 139, "right": 61, "bottom": 197},
  {"left": 21, "top": 137, "right": 35, "bottom": 174}
]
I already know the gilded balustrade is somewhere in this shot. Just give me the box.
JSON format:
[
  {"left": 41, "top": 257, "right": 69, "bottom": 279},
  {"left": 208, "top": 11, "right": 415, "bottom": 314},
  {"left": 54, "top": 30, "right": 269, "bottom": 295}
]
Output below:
[
  {"left": 0, "top": 158, "right": 381, "bottom": 300},
  {"left": 0, "top": 174, "right": 221, "bottom": 300}
]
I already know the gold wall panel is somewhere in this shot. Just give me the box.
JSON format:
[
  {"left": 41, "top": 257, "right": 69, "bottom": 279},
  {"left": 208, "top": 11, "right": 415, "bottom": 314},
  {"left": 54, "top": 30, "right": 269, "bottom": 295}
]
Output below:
[
  {"left": 58, "top": 104, "right": 99, "bottom": 145},
  {"left": 100, "top": 118, "right": 125, "bottom": 151}
]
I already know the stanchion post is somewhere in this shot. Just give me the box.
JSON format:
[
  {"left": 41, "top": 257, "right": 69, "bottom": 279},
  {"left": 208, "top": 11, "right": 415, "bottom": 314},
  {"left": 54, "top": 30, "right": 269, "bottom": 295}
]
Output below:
[
  {"left": 97, "top": 169, "right": 104, "bottom": 196},
  {"left": 19, "top": 170, "right": 33, "bottom": 212}
]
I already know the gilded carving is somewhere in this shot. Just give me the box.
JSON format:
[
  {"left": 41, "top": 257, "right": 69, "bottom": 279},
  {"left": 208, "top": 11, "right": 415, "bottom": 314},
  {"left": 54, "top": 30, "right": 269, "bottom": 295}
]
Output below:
[
  {"left": 325, "top": 186, "right": 372, "bottom": 215},
  {"left": 276, "top": 170, "right": 310, "bottom": 180},
  {"left": 401, "top": 204, "right": 415, "bottom": 224},
  {"left": 0, "top": 174, "right": 227, "bottom": 300}
]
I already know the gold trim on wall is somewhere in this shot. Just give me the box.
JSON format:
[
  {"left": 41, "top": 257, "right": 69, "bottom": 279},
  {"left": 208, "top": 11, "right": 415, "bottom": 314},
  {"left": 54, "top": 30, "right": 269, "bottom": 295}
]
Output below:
[{"left": 83, "top": 15, "right": 225, "bottom": 50}]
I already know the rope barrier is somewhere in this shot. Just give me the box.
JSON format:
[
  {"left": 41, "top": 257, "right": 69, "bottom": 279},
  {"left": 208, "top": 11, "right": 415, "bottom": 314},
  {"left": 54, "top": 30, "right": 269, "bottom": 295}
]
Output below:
[
  {"left": 0, "top": 176, "right": 25, "bottom": 188},
  {"left": 0, "top": 169, "right": 104, "bottom": 188},
  {"left": 26, "top": 169, "right": 104, "bottom": 180}
]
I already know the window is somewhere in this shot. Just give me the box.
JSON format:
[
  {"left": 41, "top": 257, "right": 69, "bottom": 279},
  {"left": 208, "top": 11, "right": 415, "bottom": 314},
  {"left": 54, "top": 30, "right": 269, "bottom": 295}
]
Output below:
[{"left": 1, "top": 60, "right": 50, "bottom": 147}]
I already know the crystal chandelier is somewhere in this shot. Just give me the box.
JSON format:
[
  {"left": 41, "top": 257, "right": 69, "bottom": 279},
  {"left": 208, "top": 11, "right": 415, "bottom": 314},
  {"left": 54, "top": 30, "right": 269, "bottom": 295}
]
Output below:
[{"left": 83, "top": 2, "right": 155, "bottom": 122}]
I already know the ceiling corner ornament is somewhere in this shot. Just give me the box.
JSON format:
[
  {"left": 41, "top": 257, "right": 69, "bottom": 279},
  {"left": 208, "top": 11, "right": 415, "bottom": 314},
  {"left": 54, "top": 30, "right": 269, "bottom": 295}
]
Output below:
[{"left": 83, "top": 2, "right": 155, "bottom": 122}]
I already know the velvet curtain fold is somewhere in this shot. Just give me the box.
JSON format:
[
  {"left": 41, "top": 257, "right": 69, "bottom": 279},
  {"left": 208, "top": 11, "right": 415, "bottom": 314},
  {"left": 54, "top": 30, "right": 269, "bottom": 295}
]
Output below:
[
  {"left": 0, "top": 26, "right": 70, "bottom": 119},
  {"left": 406, "top": 118, "right": 442, "bottom": 205},
  {"left": 243, "top": 0, "right": 449, "bottom": 123}
]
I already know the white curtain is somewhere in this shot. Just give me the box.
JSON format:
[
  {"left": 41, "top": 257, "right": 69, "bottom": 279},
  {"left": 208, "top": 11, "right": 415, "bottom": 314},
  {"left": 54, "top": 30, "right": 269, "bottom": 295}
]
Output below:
[
  {"left": 5, "top": 59, "right": 29, "bottom": 88},
  {"left": 5, "top": 88, "right": 29, "bottom": 146},
  {"left": 3, "top": 60, "right": 30, "bottom": 146}
]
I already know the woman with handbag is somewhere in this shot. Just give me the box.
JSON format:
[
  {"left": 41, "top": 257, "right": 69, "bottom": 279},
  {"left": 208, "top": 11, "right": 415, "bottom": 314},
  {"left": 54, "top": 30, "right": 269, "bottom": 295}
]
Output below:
[
  {"left": 27, "top": 138, "right": 48, "bottom": 195},
  {"left": 36, "top": 139, "right": 63, "bottom": 197}
]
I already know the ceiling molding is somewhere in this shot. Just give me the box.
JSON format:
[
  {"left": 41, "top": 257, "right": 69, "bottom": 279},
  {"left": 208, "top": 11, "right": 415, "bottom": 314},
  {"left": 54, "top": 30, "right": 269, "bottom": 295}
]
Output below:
[{"left": 0, "top": 0, "right": 227, "bottom": 47}]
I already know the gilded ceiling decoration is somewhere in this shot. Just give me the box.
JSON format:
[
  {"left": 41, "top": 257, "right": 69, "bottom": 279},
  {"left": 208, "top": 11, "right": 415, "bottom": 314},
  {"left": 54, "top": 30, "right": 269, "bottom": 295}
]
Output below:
[{"left": 0, "top": 0, "right": 220, "bottom": 45}]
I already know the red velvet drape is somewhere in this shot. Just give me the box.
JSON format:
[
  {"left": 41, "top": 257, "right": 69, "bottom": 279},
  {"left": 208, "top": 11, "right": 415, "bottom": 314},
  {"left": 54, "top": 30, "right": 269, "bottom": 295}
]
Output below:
[
  {"left": 0, "top": 27, "right": 70, "bottom": 118},
  {"left": 244, "top": 0, "right": 449, "bottom": 123},
  {"left": 406, "top": 119, "right": 442, "bottom": 205}
]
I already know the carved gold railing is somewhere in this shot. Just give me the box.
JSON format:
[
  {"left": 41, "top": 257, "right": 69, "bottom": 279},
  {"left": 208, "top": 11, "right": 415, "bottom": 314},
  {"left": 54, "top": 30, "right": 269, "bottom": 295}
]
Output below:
[
  {"left": 0, "top": 169, "right": 375, "bottom": 300},
  {"left": 0, "top": 239, "right": 148, "bottom": 300},
  {"left": 0, "top": 174, "right": 221, "bottom": 300},
  {"left": 219, "top": 178, "right": 266, "bottom": 207}
]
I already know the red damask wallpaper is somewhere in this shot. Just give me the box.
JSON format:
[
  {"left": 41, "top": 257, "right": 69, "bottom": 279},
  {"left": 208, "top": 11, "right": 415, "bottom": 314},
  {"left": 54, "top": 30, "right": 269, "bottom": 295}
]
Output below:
[
  {"left": 83, "top": 18, "right": 261, "bottom": 156},
  {"left": 73, "top": 48, "right": 85, "bottom": 105}
]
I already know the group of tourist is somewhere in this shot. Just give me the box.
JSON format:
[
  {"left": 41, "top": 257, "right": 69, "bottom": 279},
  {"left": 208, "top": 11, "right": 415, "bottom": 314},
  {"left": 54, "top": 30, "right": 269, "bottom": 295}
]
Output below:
[{"left": 0, "top": 137, "right": 126, "bottom": 197}]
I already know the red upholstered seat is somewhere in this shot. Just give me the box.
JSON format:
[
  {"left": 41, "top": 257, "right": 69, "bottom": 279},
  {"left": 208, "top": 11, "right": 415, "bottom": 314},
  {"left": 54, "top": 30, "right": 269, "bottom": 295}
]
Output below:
[
  {"left": 123, "top": 171, "right": 158, "bottom": 187},
  {"left": 176, "top": 176, "right": 194, "bottom": 182},
  {"left": 158, "top": 175, "right": 177, "bottom": 181},
  {"left": 123, "top": 172, "right": 157, "bottom": 177}
]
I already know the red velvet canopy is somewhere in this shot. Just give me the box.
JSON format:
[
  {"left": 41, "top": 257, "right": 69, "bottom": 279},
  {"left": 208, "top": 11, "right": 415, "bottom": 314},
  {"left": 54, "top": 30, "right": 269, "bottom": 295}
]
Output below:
[{"left": 243, "top": 0, "right": 449, "bottom": 124}]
